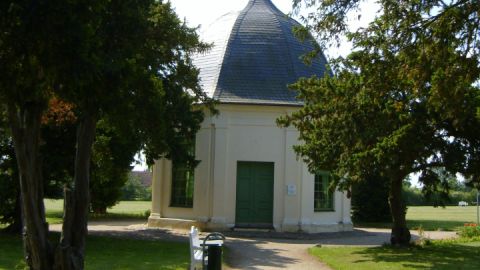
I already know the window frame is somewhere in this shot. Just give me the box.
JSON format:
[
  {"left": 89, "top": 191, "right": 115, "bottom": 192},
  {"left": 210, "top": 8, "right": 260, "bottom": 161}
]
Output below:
[
  {"left": 169, "top": 140, "right": 197, "bottom": 208},
  {"left": 314, "top": 170, "right": 335, "bottom": 212},
  {"left": 170, "top": 162, "right": 195, "bottom": 208}
]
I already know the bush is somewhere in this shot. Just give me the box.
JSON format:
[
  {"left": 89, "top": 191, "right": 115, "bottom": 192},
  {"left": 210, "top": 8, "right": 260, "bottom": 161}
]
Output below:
[
  {"left": 351, "top": 174, "right": 392, "bottom": 222},
  {"left": 404, "top": 186, "right": 478, "bottom": 206},
  {"left": 121, "top": 173, "right": 151, "bottom": 201},
  {"left": 458, "top": 224, "right": 480, "bottom": 238},
  {"left": 403, "top": 186, "right": 425, "bottom": 206}
]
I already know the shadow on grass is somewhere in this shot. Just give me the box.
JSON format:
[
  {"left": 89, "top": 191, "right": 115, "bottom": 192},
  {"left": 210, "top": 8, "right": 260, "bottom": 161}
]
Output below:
[
  {"left": 88, "top": 228, "right": 305, "bottom": 269},
  {"left": 0, "top": 232, "right": 24, "bottom": 270},
  {"left": 0, "top": 231, "right": 189, "bottom": 270},
  {"left": 46, "top": 210, "right": 149, "bottom": 225},
  {"left": 88, "top": 212, "right": 149, "bottom": 220},
  {"left": 351, "top": 243, "right": 480, "bottom": 270},
  {"left": 407, "top": 220, "right": 466, "bottom": 231}
]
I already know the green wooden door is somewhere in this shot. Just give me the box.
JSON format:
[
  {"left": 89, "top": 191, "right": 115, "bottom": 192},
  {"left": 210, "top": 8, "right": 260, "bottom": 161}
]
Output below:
[{"left": 235, "top": 161, "right": 274, "bottom": 227}]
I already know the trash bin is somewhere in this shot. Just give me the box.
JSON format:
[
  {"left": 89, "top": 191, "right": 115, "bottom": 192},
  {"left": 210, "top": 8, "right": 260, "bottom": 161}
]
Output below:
[{"left": 202, "top": 233, "right": 225, "bottom": 270}]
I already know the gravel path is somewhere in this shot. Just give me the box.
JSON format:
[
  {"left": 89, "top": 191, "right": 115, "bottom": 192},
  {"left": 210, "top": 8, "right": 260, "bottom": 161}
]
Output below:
[
  {"left": 50, "top": 221, "right": 458, "bottom": 270},
  {"left": 222, "top": 238, "right": 331, "bottom": 270}
]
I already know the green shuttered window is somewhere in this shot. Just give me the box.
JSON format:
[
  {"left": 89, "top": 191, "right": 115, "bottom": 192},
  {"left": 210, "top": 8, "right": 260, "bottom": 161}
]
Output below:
[{"left": 314, "top": 171, "right": 334, "bottom": 211}]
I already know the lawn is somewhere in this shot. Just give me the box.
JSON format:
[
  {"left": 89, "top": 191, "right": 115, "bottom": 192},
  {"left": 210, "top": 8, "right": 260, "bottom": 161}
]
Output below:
[
  {"left": 0, "top": 232, "right": 189, "bottom": 270},
  {"left": 314, "top": 205, "right": 480, "bottom": 270},
  {"left": 44, "top": 199, "right": 151, "bottom": 224},
  {"left": 407, "top": 206, "right": 478, "bottom": 231},
  {"left": 44, "top": 201, "right": 478, "bottom": 230},
  {"left": 356, "top": 206, "right": 478, "bottom": 231},
  {"left": 310, "top": 239, "right": 480, "bottom": 270}
]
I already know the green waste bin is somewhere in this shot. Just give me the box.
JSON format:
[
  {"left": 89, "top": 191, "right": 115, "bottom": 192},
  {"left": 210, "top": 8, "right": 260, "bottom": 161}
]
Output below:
[{"left": 202, "top": 233, "right": 225, "bottom": 270}]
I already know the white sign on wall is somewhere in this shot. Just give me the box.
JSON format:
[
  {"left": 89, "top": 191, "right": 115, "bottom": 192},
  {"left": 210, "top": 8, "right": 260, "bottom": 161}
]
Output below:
[{"left": 287, "top": 184, "right": 297, "bottom": 196}]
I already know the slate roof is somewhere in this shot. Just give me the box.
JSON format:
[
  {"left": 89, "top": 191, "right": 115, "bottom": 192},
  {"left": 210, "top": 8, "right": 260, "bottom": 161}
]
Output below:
[{"left": 194, "top": 0, "right": 329, "bottom": 106}]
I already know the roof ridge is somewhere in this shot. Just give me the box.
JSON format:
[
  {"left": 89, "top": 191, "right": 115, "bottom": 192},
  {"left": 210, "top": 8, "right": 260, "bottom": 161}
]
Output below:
[
  {"left": 270, "top": 9, "right": 298, "bottom": 86},
  {"left": 212, "top": 4, "right": 253, "bottom": 99},
  {"left": 206, "top": 11, "right": 240, "bottom": 99}
]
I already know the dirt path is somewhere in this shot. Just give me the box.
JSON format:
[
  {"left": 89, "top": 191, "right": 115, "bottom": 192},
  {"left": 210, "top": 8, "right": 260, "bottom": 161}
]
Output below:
[
  {"left": 222, "top": 238, "right": 331, "bottom": 270},
  {"left": 50, "top": 222, "right": 458, "bottom": 270},
  {"left": 220, "top": 228, "right": 457, "bottom": 270}
]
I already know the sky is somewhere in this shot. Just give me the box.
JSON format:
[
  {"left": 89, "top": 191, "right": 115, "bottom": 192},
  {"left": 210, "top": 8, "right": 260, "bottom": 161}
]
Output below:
[
  {"left": 170, "top": 0, "right": 293, "bottom": 28},
  {"left": 169, "top": 0, "right": 380, "bottom": 58}
]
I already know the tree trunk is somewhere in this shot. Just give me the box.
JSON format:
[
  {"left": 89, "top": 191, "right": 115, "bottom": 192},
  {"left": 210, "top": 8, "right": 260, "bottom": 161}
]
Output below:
[
  {"left": 388, "top": 176, "right": 411, "bottom": 246},
  {"left": 8, "top": 103, "right": 53, "bottom": 269},
  {"left": 55, "top": 113, "right": 97, "bottom": 270}
]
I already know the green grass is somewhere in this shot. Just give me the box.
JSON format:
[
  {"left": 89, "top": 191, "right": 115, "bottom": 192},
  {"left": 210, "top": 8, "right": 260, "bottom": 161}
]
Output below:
[
  {"left": 310, "top": 239, "right": 480, "bottom": 270},
  {"left": 0, "top": 232, "right": 189, "bottom": 270},
  {"left": 356, "top": 206, "right": 479, "bottom": 231},
  {"left": 44, "top": 199, "right": 151, "bottom": 224},
  {"left": 0, "top": 233, "right": 24, "bottom": 270}
]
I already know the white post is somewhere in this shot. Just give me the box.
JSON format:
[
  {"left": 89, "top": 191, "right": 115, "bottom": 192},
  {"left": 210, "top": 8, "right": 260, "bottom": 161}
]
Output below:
[{"left": 149, "top": 160, "right": 164, "bottom": 223}]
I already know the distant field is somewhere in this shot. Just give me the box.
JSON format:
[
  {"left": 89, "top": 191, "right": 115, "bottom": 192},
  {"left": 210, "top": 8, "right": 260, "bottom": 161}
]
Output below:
[
  {"left": 357, "top": 205, "right": 479, "bottom": 231},
  {"left": 407, "top": 206, "right": 478, "bottom": 230},
  {"left": 44, "top": 199, "right": 151, "bottom": 224},
  {"left": 41, "top": 200, "right": 479, "bottom": 231},
  {"left": 44, "top": 199, "right": 150, "bottom": 214}
]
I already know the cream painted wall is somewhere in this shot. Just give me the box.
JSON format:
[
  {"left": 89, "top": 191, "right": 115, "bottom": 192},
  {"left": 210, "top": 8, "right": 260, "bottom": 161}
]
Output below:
[{"left": 149, "top": 104, "right": 352, "bottom": 232}]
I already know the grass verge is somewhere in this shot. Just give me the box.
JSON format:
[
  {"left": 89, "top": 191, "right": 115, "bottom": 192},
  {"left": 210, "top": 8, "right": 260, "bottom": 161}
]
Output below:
[
  {"left": 0, "top": 232, "right": 189, "bottom": 270},
  {"left": 310, "top": 238, "right": 480, "bottom": 270},
  {"left": 44, "top": 199, "right": 151, "bottom": 224}
]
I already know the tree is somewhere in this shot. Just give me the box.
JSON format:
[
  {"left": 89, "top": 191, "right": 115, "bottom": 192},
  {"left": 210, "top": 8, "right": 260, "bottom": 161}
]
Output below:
[
  {"left": 41, "top": 97, "right": 78, "bottom": 199},
  {"left": 0, "top": 1, "right": 209, "bottom": 269},
  {"left": 0, "top": 97, "right": 76, "bottom": 233},
  {"left": 89, "top": 120, "right": 139, "bottom": 214},
  {"left": 0, "top": 110, "right": 21, "bottom": 233},
  {"left": 280, "top": 0, "right": 480, "bottom": 245},
  {"left": 121, "top": 173, "right": 151, "bottom": 201}
]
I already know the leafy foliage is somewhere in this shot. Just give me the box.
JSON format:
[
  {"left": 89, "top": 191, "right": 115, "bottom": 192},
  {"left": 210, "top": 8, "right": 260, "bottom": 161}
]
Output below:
[
  {"left": 41, "top": 97, "right": 77, "bottom": 198},
  {"left": 403, "top": 185, "right": 478, "bottom": 206},
  {"left": 351, "top": 173, "right": 391, "bottom": 222},
  {"left": 121, "top": 173, "right": 151, "bottom": 201},
  {"left": 89, "top": 120, "right": 139, "bottom": 214},
  {"left": 0, "top": 0, "right": 211, "bottom": 268},
  {"left": 459, "top": 224, "right": 480, "bottom": 238},
  {"left": 282, "top": 0, "right": 480, "bottom": 245},
  {"left": 1, "top": 99, "right": 75, "bottom": 231},
  {"left": 0, "top": 113, "right": 20, "bottom": 231}
]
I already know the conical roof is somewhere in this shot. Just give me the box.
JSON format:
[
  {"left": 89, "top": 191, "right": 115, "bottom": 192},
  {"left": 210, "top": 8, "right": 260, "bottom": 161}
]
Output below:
[{"left": 194, "top": 0, "right": 329, "bottom": 106}]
